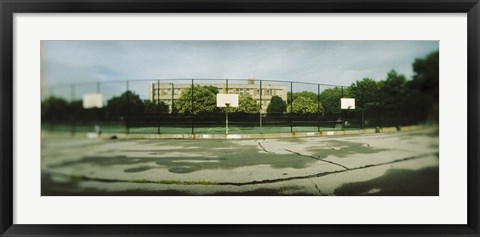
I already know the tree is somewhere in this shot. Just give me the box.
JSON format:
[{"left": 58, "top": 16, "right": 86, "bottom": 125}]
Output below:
[
  {"left": 144, "top": 100, "right": 169, "bottom": 114},
  {"left": 175, "top": 85, "right": 216, "bottom": 115},
  {"left": 320, "top": 87, "right": 350, "bottom": 119},
  {"left": 287, "top": 91, "right": 318, "bottom": 104},
  {"left": 41, "top": 96, "right": 70, "bottom": 121},
  {"left": 69, "top": 100, "right": 95, "bottom": 121},
  {"left": 287, "top": 96, "right": 323, "bottom": 114},
  {"left": 412, "top": 50, "right": 439, "bottom": 100},
  {"left": 106, "top": 91, "right": 144, "bottom": 119},
  {"left": 378, "top": 70, "right": 407, "bottom": 114},
  {"left": 349, "top": 78, "right": 380, "bottom": 109},
  {"left": 233, "top": 94, "right": 260, "bottom": 113},
  {"left": 267, "top": 95, "right": 287, "bottom": 114},
  {"left": 203, "top": 85, "right": 219, "bottom": 95},
  {"left": 409, "top": 50, "right": 439, "bottom": 122}
]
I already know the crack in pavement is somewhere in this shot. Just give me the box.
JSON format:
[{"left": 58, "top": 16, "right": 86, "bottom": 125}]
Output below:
[
  {"left": 284, "top": 149, "right": 350, "bottom": 170},
  {"left": 43, "top": 153, "right": 435, "bottom": 187},
  {"left": 218, "top": 153, "right": 434, "bottom": 186},
  {"left": 311, "top": 180, "right": 324, "bottom": 196},
  {"left": 257, "top": 142, "right": 273, "bottom": 153}
]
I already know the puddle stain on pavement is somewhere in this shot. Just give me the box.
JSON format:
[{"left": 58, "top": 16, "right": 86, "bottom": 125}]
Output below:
[{"left": 333, "top": 167, "right": 439, "bottom": 196}]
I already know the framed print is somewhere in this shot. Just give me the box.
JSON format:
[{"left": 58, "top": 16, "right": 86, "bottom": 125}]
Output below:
[{"left": 1, "top": 0, "right": 479, "bottom": 236}]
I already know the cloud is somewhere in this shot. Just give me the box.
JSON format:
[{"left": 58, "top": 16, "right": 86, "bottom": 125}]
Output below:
[{"left": 42, "top": 40, "right": 439, "bottom": 99}]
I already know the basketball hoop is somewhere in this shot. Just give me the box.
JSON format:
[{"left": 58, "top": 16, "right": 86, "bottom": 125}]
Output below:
[{"left": 217, "top": 94, "right": 239, "bottom": 135}]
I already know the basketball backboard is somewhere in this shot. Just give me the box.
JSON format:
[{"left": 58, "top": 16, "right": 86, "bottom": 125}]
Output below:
[
  {"left": 217, "top": 94, "right": 239, "bottom": 107},
  {"left": 83, "top": 93, "right": 103, "bottom": 109},
  {"left": 341, "top": 98, "right": 355, "bottom": 109}
]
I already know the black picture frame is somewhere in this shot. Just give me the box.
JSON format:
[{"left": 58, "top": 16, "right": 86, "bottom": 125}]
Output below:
[{"left": 1, "top": 0, "right": 479, "bottom": 236}]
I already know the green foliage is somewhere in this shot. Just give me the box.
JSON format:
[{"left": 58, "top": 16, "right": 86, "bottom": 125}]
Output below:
[
  {"left": 410, "top": 50, "right": 439, "bottom": 122},
  {"left": 106, "top": 91, "right": 144, "bottom": 118},
  {"left": 378, "top": 70, "right": 407, "bottom": 116},
  {"left": 68, "top": 100, "right": 102, "bottom": 121},
  {"left": 412, "top": 50, "right": 439, "bottom": 99},
  {"left": 287, "top": 96, "right": 323, "bottom": 114},
  {"left": 320, "top": 87, "right": 350, "bottom": 118},
  {"left": 379, "top": 70, "right": 407, "bottom": 109},
  {"left": 175, "top": 85, "right": 217, "bottom": 115},
  {"left": 349, "top": 78, "right": 380, "bottom": 109},
  {"left": 144, "top": 100, "right": 169, "bottom": 114},
  {"left": 287, "top": 91, "right": 318, "bottom": 104},
  {"left": 267, "top": 95, "right": 287, "bottom": 114},
  {"left": 42, "top": 97, "right": 103, "bottom": 122},
  {"left": 233, "top": 94, "right": 260, "bottom": 113},
  {"left": 203, "top": 85, "right": 219, "bottom": 95},
  {"left": 41, "top": 96, "right": 70, "bottom": 121}
]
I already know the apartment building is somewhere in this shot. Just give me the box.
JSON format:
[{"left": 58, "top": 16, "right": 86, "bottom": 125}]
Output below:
[{"left": 148, "top": 79, "right": 288, "bottom": 112}]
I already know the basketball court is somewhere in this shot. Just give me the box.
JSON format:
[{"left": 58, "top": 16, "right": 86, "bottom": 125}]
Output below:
[{"left": 41, "top": 127, "right": 439, "bottom": 196}]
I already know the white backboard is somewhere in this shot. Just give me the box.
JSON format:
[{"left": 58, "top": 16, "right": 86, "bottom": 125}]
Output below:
[
  {"left": 217, "top": 94, "right": 239, "bottom": 107},
  {"left": 341, "top": 98, "right": 355, "bottom": 109},
  {"left": 83, "top": 94, "right": 103, "bottom": 109}
]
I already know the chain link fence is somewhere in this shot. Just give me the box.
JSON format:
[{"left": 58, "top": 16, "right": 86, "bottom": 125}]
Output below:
[{"left": 42, "top": 78, "right": 417, "bottom": 135}]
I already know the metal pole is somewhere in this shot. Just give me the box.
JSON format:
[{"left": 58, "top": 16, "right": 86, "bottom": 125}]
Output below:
[
  {"left": 226, "top": 105, "right": 229, "bottom": 135},
  {"left": 126, "top": 80, "right": 129, "bottom": 134},
  {"left": 259, "top": 80, "right": 262, "bottom": 132},
  {"left": 191, "top": 79, "right": 194, "bottom": 135},
  {"left": 362, "top": 108, "right": 365, "bottom": 129},
  {"left": 157, "top": 80, "right": 160, "bottom": 134},
  {"left": 226, "top": 79, "right": 229, "bottom": 93},
  {"left": 70, "top": 84, "right": 76, "bottom": 136},
  {"left": 290, "top": 81, "right": 293, "bottom": 133},
  {"left": 317, "top": 84, "right": 320, "bottom": 132},
  {"left": 96, "top": 81, "right": 100, "bottom": 94},
  {"left": 171, "top": 83, "right": 174, "bottom": 113},
  {"left": 362, "top": 88, "right": 365, "bottom": 129},
  {"left": 341, "top": 86, "right": 344, "bottom": 131}
]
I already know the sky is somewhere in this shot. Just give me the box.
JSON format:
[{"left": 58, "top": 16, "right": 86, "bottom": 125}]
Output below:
[{"left": 42, "top": 40, "right": 438, "bottom": 99}]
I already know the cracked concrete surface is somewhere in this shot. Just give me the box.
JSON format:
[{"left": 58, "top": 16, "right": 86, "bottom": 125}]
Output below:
[
  {"left": 283, "top": 148, "right": 350, "bottom": 170},
  {"left": 41, "top": 128, "right": 439, "bottom": 196}
]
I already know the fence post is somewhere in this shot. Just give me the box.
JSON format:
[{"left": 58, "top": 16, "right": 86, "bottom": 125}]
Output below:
[
  {"left": 157, "top": 80, "right": 161, "bottom": 134},
  {"left": 317, "top": 84, "right": 320, "bottom": 132},
  {"left": 191, "top": 79, "right": 194, "bottom": 135},
  {"left": 361, "top": 88, "right": 365, "bottom": 129},
  {"left": 126, "top": 80, "right": 129, "bottom": 134},
  {"left": 290, "top": 81, "right": 293, "bottom": 133},
  {"left": 259, "top": 80, "right": 262, "bottom": 133},
  {"left": 341, "top": 86, "right": 344, "bottom": 131},
  {"left": 96, "top": 82, "right": 102, "bottom": 135},
  {"left": 171, "top": 82, "right": 174, "bottom": 113},
  {"left": 70, "top": 84, "right": 76, "bottom": 136}
]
